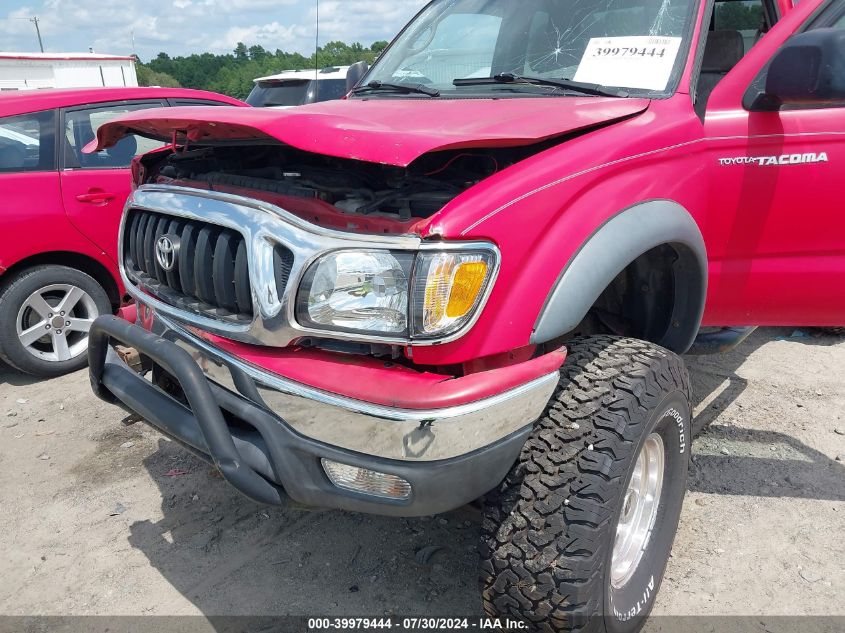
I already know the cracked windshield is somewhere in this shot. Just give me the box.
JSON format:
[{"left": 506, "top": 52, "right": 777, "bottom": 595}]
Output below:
[{"left": 365, "top": 0, "right": 696, "bottom": 96}]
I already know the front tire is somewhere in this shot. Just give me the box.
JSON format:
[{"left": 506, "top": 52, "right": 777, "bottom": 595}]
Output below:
[
  {"left": 480, "top": 337, "right": 691, "bottom": 633},
  {"left": 0, "top": 265, "right": 111, "bottom": 377}
]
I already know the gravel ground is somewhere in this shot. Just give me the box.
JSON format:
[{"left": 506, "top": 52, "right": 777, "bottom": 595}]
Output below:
[{"left": 0, "top": 327, "right": 843, "bottom": 626}]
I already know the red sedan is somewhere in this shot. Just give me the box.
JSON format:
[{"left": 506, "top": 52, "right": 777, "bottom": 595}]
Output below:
[{"left": 0, "top": 87, "right": 245, "bottom": 376}]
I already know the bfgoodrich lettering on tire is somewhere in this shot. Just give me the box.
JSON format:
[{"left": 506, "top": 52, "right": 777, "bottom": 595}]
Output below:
[{"left": 480, "top": 336, "right": 691, "bottom": 633}]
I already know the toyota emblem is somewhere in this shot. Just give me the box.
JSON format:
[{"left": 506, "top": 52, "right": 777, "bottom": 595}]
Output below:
[{"left": 155, "top": 234, "right": 180, "bottom": 272}]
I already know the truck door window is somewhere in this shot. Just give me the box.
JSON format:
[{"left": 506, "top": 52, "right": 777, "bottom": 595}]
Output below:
[
  {"left": 695, "top": 0, "right": 771, "bottom": 115},
  {"left": 0, "top": 110, "right": 55, "bottom": 173},
  {"left": 714, "top": 0, "right": 768, "bottom": 53},
  {"left": 63, "top": 102, "right": 166, "bottom": 170}
]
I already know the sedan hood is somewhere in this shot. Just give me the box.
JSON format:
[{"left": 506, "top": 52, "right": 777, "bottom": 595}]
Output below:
[{"left": 89, "top": 97, "right": 650, "bottom": 167}]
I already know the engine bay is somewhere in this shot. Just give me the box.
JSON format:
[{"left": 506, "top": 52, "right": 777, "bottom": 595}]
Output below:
[{"left": 141, "top": 143, "right": 540, "bottom": 234}]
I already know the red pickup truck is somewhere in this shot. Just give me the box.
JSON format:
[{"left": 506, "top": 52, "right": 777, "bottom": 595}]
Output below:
[{"left": 88, "top": 0, "right": 843, "bottom": 629}]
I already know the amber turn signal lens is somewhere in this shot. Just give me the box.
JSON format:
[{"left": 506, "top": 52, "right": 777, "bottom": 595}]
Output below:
[
  {"left": 446, "top": 261, "right": 488, "bottom": 318},
  {"left": 415, "top": 250, "right": 496, "bottom": 338}
]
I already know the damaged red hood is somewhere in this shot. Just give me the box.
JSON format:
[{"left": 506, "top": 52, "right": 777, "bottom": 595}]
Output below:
[{"left": 88, "top": 97, "right": 650, "bottom": 167}]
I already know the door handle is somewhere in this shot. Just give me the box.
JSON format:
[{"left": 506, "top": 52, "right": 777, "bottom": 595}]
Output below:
[{"left": 76, "top": 191, "right": 116, "bottom": 204}]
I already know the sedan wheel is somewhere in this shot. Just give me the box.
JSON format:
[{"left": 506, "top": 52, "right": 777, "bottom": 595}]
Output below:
[
  {"left": 16, "top": 284, "right": 99, "bottom": 362},
  {"left": 0, "top": 265, "right": 112, "bottom": 377}
]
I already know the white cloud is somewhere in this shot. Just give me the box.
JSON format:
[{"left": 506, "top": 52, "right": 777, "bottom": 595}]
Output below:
[
  {"left": 222, "top": 22, "right": 311, "bottom": 52},
  {"left": 213, "top": 0, "right": 299, "bottom": 11},
  {"left": 317, "top": 0, "right": 423, "bottom": 44}
]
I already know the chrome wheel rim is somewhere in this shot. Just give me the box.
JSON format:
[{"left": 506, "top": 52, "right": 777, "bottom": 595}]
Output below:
[
  {"left": 611, "top": 433, "right": 665, "bottom": 589},
  {"left": 15, "top": 284, "right": 98, "bottom": 363}
]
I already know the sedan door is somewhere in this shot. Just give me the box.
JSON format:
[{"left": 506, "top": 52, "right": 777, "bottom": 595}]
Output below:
[{"left": 59, "top": 100, "right": 168, "bottom": 265}]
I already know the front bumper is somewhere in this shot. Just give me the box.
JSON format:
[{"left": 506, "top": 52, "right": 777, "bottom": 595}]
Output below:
[{"left": 89, "top": 316, "right": 560, "bottom": 516}]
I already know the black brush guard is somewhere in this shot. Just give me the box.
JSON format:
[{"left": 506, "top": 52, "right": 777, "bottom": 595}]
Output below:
[{"left": 89, "top": 315, "right": 287, "bottom": 505}]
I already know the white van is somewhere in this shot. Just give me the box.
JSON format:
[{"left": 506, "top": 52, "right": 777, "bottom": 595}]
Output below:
[{"left": 246, "top": 66, "right": 356, "bottom": 108}]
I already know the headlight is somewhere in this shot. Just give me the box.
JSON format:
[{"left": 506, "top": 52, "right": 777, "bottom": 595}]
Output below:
[
  {"left": 296, "top": 250, "right": 414, "bottom": 336},
  {"left": 295, "top": 245, "right": 497, "bottom": 341}
]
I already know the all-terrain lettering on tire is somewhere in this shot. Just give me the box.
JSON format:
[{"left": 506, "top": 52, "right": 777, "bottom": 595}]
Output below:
[
  {"left": 480, "top": 336, "right": 691, "bottom": 633},
  {"left": 613, "top": 575, "right": 654, "bottom": 622}
]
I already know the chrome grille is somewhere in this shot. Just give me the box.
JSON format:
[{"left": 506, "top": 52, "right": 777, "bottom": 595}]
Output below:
[{"left": 124, "top": 209, "right": 264, "bottom": 322}]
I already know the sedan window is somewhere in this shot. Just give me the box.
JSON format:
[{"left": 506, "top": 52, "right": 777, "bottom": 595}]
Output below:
[
  {"left": 64, "top": 102, "right": 167, "bottom": 170},
  {"left": 0, "top": 110, "right": 55, "bottom": 173}
]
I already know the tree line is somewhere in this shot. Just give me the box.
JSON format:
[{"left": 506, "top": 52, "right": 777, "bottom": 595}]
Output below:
[{"left": 136, "top": 40, "right": 389, "bottom": 100}]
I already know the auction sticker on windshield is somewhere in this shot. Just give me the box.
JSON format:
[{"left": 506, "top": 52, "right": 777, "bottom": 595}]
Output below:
[{"left": 574, "top": 36, "right": 683, "bottom": 91}]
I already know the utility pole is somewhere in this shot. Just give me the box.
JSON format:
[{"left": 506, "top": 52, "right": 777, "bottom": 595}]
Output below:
[
  {"left": 315, "top": 0, "right": 320, "bottom": 78},
  {"left": 30, "top": 16, "right": 44, "bottom": 53}
]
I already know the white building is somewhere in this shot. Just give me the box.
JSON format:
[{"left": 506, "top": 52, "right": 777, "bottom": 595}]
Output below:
[{"left": 0, "top": 53, "right": 138, "bottom": 91}]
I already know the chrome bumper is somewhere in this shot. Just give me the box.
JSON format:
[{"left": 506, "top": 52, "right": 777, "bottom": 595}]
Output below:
[{"left": 152, "top": 313, "right": 558, "bottom": 462}]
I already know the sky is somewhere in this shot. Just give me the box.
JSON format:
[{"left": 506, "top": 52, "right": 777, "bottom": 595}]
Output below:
[{"left": 0, "top": 0, "right": 428, "bottom": 60}]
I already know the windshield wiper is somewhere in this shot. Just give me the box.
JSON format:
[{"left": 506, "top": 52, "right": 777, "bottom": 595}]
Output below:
[
  {"left": 453, "top": 73, "right": 628, "bottom": 98},
  {"left": 350, "top": 80, "right": 441, "bottom": 98}
]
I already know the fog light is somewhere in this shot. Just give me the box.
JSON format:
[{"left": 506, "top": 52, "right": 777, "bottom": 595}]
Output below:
[{"left": 321, "top": 459, "right": 412, "bottom": 500}]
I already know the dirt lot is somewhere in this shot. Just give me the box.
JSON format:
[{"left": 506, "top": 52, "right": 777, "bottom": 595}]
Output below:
[{"left": 1, "top": 327, "right": 843, "bottom": 627}]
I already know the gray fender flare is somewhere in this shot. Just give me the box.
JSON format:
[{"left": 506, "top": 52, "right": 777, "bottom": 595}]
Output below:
[{"left": 530, "top": 200, "right": 708, "bottom": 354}]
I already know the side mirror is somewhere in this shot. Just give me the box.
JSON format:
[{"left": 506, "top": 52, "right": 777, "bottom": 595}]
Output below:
[
  {"left": 346, "top": 61, "right": 369, "bottom": 93},
  {"left": 752, "top": 28, "right": 845, "bottom": 111}
]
